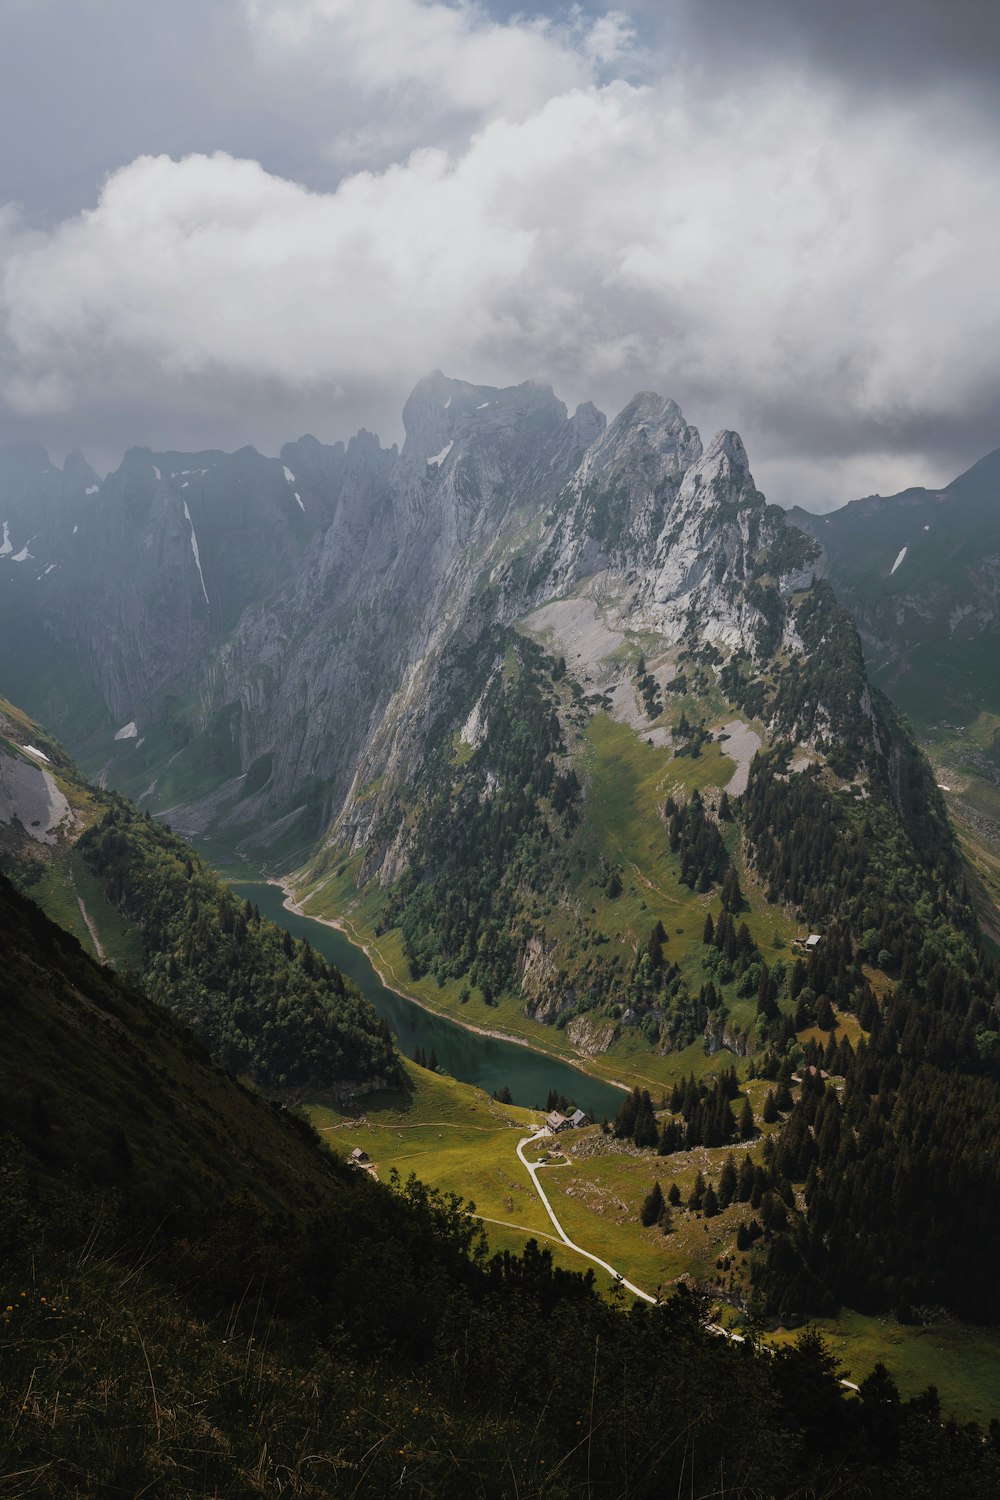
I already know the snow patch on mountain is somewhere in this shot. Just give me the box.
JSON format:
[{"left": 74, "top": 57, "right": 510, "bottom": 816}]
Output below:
[
  {"left": 183, "top": 501, "right": 210, "bottom": 605},
  {"left": 427, "top": 441, "right": 454, "bottom": 468}
]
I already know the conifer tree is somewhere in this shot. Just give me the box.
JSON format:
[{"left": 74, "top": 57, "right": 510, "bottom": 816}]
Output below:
[
  {"left": 719, "top": 1154, "right": 738, "bottom": 1209},
  {"left": 640, "top": 1181, "right": 665, "bottom": 1227}
]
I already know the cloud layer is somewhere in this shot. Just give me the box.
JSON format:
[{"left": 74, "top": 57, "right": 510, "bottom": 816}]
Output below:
[{"left": 1, "top": 0, "right": 998, "bottom": 508}]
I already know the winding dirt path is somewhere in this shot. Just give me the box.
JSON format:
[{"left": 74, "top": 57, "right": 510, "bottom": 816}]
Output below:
[
  {"left": 516, "top": 1129, "right": 656, "bottom": 1303},
  {"left": 77, "top": 896, "right": 106, "bottom": 962}
]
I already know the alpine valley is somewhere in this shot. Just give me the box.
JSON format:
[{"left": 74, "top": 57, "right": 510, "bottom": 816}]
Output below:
[{"left": 3, "top": 374, "right": 1000, "bottom": 1495}]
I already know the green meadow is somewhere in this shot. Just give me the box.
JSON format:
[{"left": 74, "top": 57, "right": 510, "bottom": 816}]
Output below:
[{"left": 309, "top": 1059, "right": 1000, "bottom": 1427}]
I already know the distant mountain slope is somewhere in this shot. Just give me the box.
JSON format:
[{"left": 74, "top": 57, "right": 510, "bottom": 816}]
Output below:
[{"left": 789, "top": 448, "right": 1000, "bottom": 725}]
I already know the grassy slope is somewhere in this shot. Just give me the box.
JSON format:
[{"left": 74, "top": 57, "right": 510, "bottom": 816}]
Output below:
[
  {"left": 308, "top": 1060, "right": 1000, "bottom": 1425},
  {"left": 911, "top": 711, "right": 1000, "bottom": 951},
  {"left": 307, "top": 1063, "right": 573, "bottom": 1259},
  {"left": 0, "top": 873, "right": 345, "bottom": 1217},
  {"left": 299, "top": 710, "right": 799, "bottom": 1094}
]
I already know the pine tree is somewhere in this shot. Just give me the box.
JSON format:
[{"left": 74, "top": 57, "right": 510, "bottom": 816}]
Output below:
[
  {"left": 640, "top": 1181, "right": 665, "bottom": 1227},
  {"left": 633, "top": 1090, "right": 659, "bottom": 1149},
  {"left": 703, "top": 911, "right": 715, "bottom": 945},
  {"left": 667, "top": 1182, "right": 681, "bottom": 1207},
  {"left": 614, "top": 1087, "right": 641, "bottom": 1140},
  {"left": 763, "top": 1089, "right": 779, "bottom": 1124},
  {"left": 739, "top": 1097, "right": 756, "bottom": 1140},
  {"left": 703, "top": 1184, "right": 719, "bottom": 1218},
  {"left": 689, "top": 1169, "right": 706, "bottom": 1210},
  {"left": 718, "top": 1154, "right": 738, "bottom": 1209},
  {"left": 737, "top": 1153, "right": 755, "bottom": 1202},
  {"left": 816, "top": 994, "right": 837, "bottom": 1031}
]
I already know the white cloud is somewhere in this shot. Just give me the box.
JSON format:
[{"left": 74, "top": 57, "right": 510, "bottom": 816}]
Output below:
[
  {"left": 1, "top": 5, "right": 998, "bottom": 505},
  {"left": 244, "top": 0, "right": 637, "bottom": 128}
]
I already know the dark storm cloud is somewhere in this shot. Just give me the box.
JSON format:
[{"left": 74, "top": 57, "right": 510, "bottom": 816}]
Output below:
[
  {"left": 663, "top": 0, "right": 1000, "bottom": 100},
  {"left": 0, "top": 0, "right": 997, "bottom": 511}
]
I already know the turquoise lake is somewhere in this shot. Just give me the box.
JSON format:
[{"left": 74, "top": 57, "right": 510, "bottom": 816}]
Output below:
[{"left": 232, "top": 879, "right": 625, "bottom": 1119}]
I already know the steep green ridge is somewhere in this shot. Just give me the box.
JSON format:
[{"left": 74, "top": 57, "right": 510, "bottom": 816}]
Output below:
[
  {"left": 299, "top": 583, "right": 1000, "bottom": 1335},
  {"left": 3, "top": 872, "right": 999, "bottom": 1497},
  {"left": 305, "top": 629, "right": 778, "bottom": 1077},
  {"left": 305, "top": 585, "right": 976, "bottom": 1074},
  {"left": 78, "top": 800, "right": 399, "bottom": 1091},
  {"left": 699, "top": 590, "right": 1000, "bottom": 1324},
  {"left": 0, "top": 873, "right": 344, "bottom": 1216},
  {"left": 0, "top": 700, "right": 399, "bottom": 1095}
]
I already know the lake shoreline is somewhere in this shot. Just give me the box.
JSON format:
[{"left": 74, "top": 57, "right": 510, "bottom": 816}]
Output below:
[{"left": 269, "top": 877, "right": 628, "bottom": 1098}]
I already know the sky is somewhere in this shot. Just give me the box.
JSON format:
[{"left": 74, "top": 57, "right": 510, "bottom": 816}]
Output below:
[{"left": 0, "top": 0, "right": 998, "bottom": 510}]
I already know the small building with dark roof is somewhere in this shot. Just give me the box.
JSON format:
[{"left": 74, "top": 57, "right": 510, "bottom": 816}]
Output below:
[{"left": 791, "top": 1066, "right": 830, "bottom": 1085}]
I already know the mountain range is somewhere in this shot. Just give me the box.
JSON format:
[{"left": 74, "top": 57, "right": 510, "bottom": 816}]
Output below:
[{"left": 4, "top": 373, "right": 1000, "bottom": 1468}]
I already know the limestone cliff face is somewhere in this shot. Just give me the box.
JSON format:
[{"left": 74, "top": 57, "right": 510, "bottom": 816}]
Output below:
[
  {"left": 0, "top": 440, "right": 313, "bottom": 737},
  {"left": 0, "top": 373, "right": 822, "bottom": 856}
]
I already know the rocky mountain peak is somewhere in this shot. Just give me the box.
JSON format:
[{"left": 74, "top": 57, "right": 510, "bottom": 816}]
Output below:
[
  {"left": 400, "top": 371, "right": 569, "bottom": 467},
  {"left": 675, "top": 430, "right": 757, "bottom": 517},
  {"left": 569, "top": 401, "right": 606, "bottom": 448},
  {"left": 0, "top": 371, "right": 848, "bottom": 858},
  {"left": 575, "top": 390, "right": 702, "bottom": 492},
  {"left": 63, "top": 451, "right": 98, "bottom": 487},
  {"left": 702, "top": 428, "right": 749, "bottom": 473}
]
